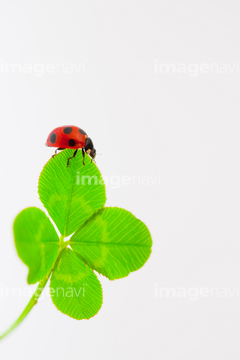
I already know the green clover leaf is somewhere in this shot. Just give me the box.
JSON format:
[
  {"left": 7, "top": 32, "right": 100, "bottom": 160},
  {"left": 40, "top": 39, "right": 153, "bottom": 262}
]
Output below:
[
  {"left": 0, "top": 149, "right": 152, "bottom": 339},
  {"left": 14, "top": 207, "right": 59, "bottom": 284}
]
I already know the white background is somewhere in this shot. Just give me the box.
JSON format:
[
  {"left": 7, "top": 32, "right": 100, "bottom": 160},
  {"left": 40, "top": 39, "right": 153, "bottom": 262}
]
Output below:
[{"left": 0, "top": 1, "right": 240, "bottom": 359}]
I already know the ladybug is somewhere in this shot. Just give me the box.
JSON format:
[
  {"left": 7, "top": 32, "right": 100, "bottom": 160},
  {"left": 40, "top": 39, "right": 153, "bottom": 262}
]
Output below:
[{"left": 46, "top": 126, "right": 96, "bottom": 166}]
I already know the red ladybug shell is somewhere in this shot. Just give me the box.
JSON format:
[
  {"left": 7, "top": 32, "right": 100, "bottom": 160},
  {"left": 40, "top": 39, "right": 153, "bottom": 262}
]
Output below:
[{"left": 46, "top": 126, "right": 87, "bottom": 149}]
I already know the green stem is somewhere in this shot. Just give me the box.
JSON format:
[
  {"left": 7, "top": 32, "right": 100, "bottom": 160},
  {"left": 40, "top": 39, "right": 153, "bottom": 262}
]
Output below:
[
  {"left": 0, "top": 275, "right": 49, "bottom": 340},
  {"left": 0, "top": 243, "right": 66, "bottom": 340}
]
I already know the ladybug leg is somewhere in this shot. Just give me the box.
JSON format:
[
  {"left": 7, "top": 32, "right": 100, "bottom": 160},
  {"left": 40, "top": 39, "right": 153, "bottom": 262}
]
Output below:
[
  {"left": 67, "top": 149, "right": 78, "bottom": 167},
  {"left": 51, "top": 148, "right": 65, "bottom": 159},
  {"left": 82, "top": 148, "right": 85, "bottom": 166}
]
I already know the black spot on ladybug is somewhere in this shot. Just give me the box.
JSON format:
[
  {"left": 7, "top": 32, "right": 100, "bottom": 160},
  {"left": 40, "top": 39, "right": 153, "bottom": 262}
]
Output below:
[
  {"left": 79, "top": 128, "right": 87, "bottom": 135},
  {"left": 69, "top": 139, "right": 76, "bottom": 147},
  {"left": 50, "top": 133, "right": 57, "bottom": 144},
  {"left": 63, "top": 127, "right": 73, "bottom": 134}
]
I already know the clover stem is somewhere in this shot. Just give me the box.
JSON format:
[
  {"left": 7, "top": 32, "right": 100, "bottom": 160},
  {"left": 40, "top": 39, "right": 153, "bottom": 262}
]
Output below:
[
  {"left": 0, "top": 246, "right": 64, "bottom": 341},
  {"left": 0, "top": 275, "right": 49, "bottom": 340}
]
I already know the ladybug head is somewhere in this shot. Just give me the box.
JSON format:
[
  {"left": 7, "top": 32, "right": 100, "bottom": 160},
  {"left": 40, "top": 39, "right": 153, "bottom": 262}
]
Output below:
[{"left": 85, "top": 137, "right": 96, "bottom": 160}]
